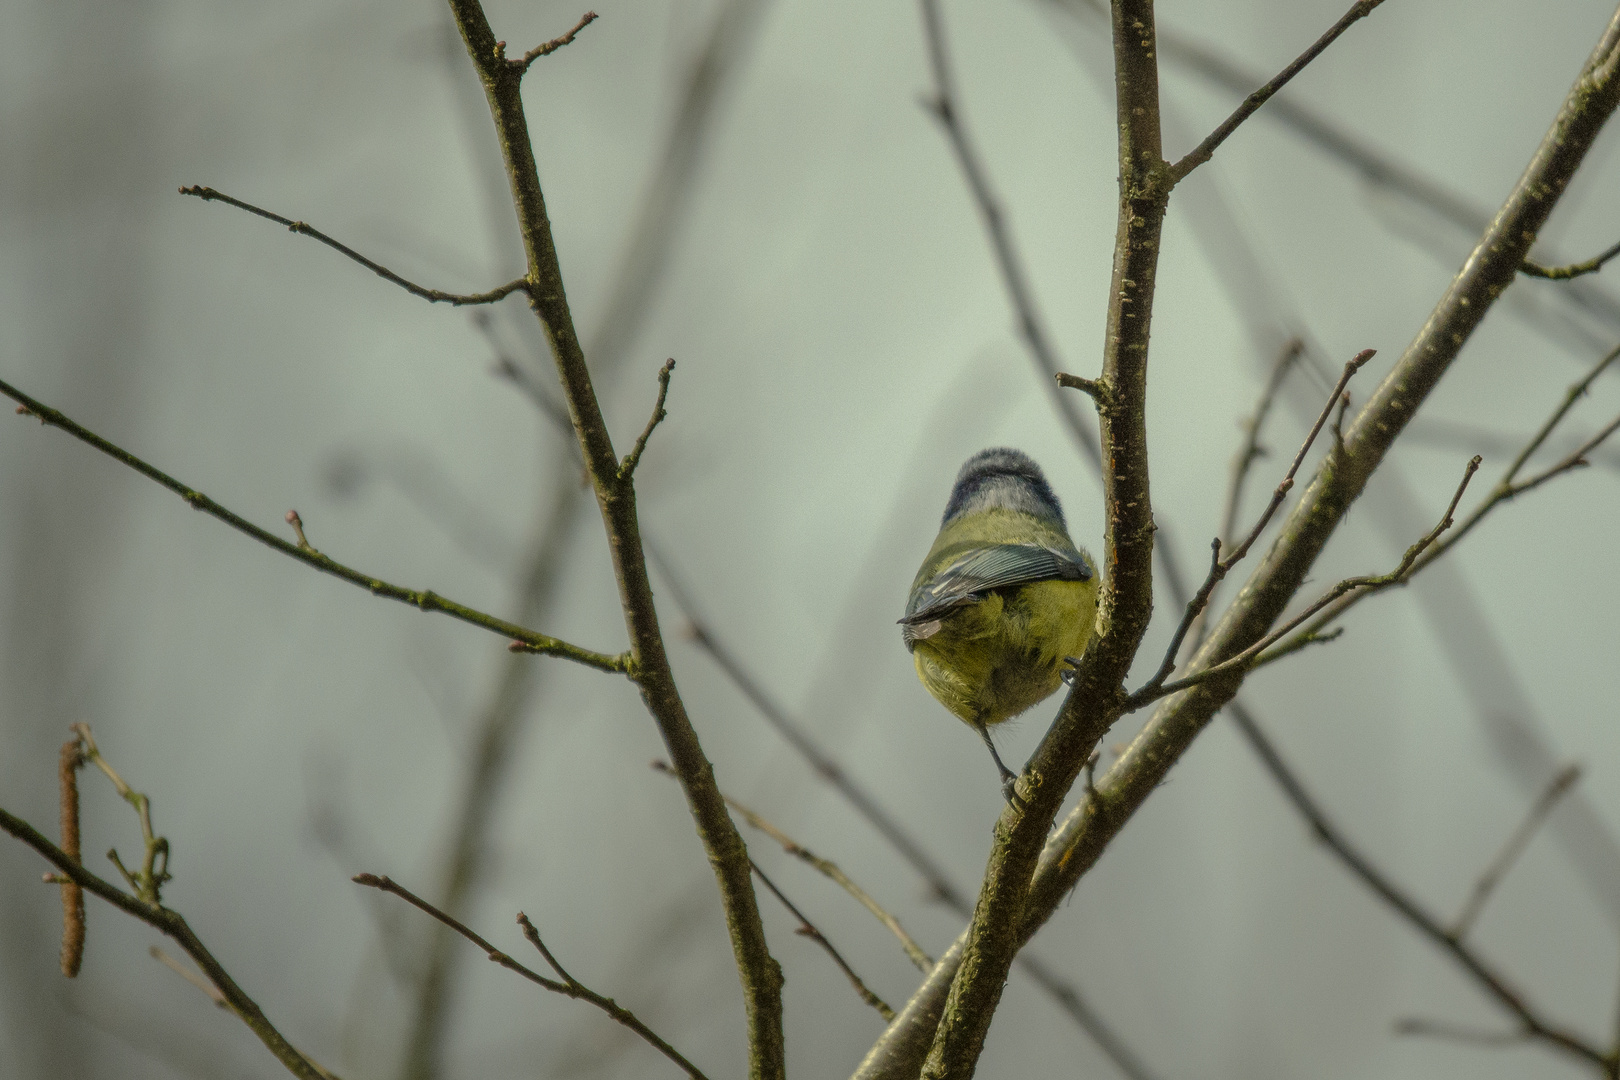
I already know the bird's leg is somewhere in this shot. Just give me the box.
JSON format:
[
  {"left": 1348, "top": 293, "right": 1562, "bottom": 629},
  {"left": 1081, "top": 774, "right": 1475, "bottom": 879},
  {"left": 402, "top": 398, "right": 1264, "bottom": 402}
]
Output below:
[{"left": 974, "top": 721, "right": 1024, "bottom": 810}]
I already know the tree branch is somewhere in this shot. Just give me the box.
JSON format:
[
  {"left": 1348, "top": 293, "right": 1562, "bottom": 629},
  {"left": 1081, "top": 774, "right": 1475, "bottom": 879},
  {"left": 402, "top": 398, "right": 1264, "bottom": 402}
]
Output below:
[
  {"left": 653, "top": 760, "right": 933, "bottom": 973},
  {"left": 1249, "top": 340, "right": 1620, "bottom": 659},
  {"left": 912, "top": 1, "right": 1169, "bottom": 1075},
  {"left": 1522, "top": 236, "right": 1620, "bottom": 280},
  {"left": 1451, "top": 765, "right": 1581, "bottom": 940},
  {"left": 1129, "top": 348, "right": 1372, "bottom": 702},
  {"left": 351, "top": 874, "right": 708, "bottom": 1080},
  {"left": 442, "top": 3, "right": 784, "bottom": 1074},
  {"left": 748, "top": 861, "right": 895, "bottom": 1022},
  {"left": 0, "top": 379, "right": 629, "bottom": 673},
  {"left": 1167, "top": 0, "right": 1388, "bottom": 184},
  {"left": 178, "top": 186, "right": 530, "bottom": 306},
  {"left": 1013, "top": 0, "right": 1620, "bottom": 1043},
  {"left": 1219, "top": 706, "right": 1605, "bottom": 1068},
  {"left": 1131, "top": 452, "right": 1481, "bottom": 708},
  {"left": 517, "top": 10, "right": 598, "bottom": 73},
  {"left": 919, "top": 0, "right": 1102, "bottom": 470},
  {"left": 618, "top": 359, "right": 676, "bottom": 482},
  {"left": 1, "top": 808, "right": 338, "bottom": 1080}
]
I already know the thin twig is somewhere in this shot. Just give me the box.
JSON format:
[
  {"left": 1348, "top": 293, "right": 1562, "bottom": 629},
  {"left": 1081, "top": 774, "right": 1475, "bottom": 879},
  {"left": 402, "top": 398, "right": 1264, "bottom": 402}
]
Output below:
[
  {"left": 1129, "top": 349, "right": 1373, "bottom": 702},
  {"left": 57, "top": 738, "right": 86, "bottom": 978},
  {"left": 1187, "top": 338, "right": 1304, "bottom": 652},
  {"left": 1451, "top": 764, "right": 1582, "bottom": 939},
  {"left": 0, "top": 378, "right": 629, "bottom": 674},
  {"left": 71, "top": 723, "right": 170, "bottom": 905},
  {"left": 444, "top": 5, "right": 786, "bottom": 1070},
  {"left": 918, "top": 0, "right": 1102, "bottom": 469},
  {"left": 1522, "top": 236, "right": 1620, "bottom": 280},
  {"left": 1394, "top": 1016, "right": 1532, "bottom": 1047},
  {"left": 619, "top": 359, "right": 676, "bottom": 482},
  {"left": 748, "top": 861, "right": 895, "bottom": 1022},
  {"left": 1133, "top": 453, "right": 1481, "bottom": 708},
  {"left": 351, "top": 874, "right": 709, "bottom": 1080},
  {"left": 1256, "top": 343, "right": 1620, "bottom": 658},
  {"left": 150, "top": 946, "right": 229, "bottom": 1009},
  {"left": 1, "top": 805, "right": 340, "bottom": 1080},
  {"left": 1221, "top": 339, "right": 1305, "bottom": 555},
  {"left": 1168, "top": 0, "right": 1388, "bottom": 184},
  {"left": 652, "top": 760, "right": 933, "bottom": 972},
  {"left": 516, "top": 11, "right": 598, "bottom": 72},
  {"left": 1225, "top": 704, "right": 1605, "bottom": 1068},
  {"left": 179, "top": 186, "right": 530, "bottom": 306}
]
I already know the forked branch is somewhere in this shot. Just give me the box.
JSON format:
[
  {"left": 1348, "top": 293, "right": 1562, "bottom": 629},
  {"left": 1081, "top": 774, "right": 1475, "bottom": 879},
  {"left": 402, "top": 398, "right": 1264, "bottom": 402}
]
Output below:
[
  {"left": 1131, "top": 452, "right": 1482, "bottom": 708},
  {"left": 353, "top": 874, "right": 708, "bottom": 1080},
  {"left": 1, "top": 379, "right": 630, "bottom": 673},
  {"left": 179, "top": 186, "right": 530, "bottom": 306},
  {"left": 1168, "top": 0, "right": 1389, "bottom": 184},
  {"left": 1129, "top": 349, "right": 1373, "bottom": 702}
]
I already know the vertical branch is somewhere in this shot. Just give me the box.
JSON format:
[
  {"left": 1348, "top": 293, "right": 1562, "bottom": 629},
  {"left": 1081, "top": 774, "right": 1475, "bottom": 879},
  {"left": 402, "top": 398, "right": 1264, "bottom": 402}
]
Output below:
[
  {"left": 441, "top": 5, "right": 784, "bottom": 1077},
  {"left": 910, "top": 2, "right": 1169, "bottom": 1078}
]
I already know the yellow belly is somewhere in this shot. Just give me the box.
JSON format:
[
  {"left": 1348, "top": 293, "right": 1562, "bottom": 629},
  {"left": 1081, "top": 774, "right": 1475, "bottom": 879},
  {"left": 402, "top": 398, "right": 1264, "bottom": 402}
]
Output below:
[{"left": 911, "top": 577, "right": 1097, "bottom": 728}]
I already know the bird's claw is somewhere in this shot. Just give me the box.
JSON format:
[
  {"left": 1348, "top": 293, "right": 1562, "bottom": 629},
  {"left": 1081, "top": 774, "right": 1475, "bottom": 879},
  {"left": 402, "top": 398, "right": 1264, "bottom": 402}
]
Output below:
[
  {"left": 1060, "top": 656, "right": 1083, "bottom": 687},
  {"left": 1000, "top": 771, "right": 1026, "bottom": 812}
]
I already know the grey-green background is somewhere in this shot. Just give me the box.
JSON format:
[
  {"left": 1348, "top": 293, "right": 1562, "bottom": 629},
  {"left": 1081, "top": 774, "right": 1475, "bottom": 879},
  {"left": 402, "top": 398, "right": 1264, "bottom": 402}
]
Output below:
[{"left": 2, "top": 1, "right": 1618, "bottom": 1078}]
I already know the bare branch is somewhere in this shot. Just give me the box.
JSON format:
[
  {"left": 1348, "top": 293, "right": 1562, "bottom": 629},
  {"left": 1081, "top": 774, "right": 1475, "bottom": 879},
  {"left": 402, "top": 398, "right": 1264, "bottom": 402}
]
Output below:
[
  {"left": 1254, "top": 341, "right": 1620, "bottom": 657},
  {"left": 1394, "top": 1016, "right": 1531, "bottom": 1047},
  {"left": 748, "top": 861, "right": 895, "bottom": 1022},
  {"left": 1223, "top": 705, "right": 1604, "bottom": 1068},
  {"left": 516, "top": 11, "right": 598, "bottom": 72},
  {"left": 1, "top": 807, "right": 339, "bottom": 1080},
  {"left": 919, "top": 0, "right": 1102, "bottom": 469},
  {"left": 652, "top": 760, "right": 933, "bottom": 972},
  {"left": 619, "top": 359, "right": 676, "bottom": 482},
  {"left": 351, "top": 874, "right": 709, "bottom": 1080},
  {"left": 443, "top": 2, "right": 784, "bottom": 1071},
  {"left": 179, "top": 186, "right": 530, "bottom": 306},
  {"left": 1, "top": 379, "right": 630, "bottom": 674},
  {"left": 1168, "top": 0, "right": 1389, "bottom": 184},
  {"left": 1522, "top": 236, "right": 1620, "bottom": 280},
  {"left": 1451, "top": 765, "right": 1582, "bottom": 939},
  {"left": 151, "top": 946, "right": 230, "bottom": 1009},
  {"left": 1135, "top": 453, "right": 1481, "bottom": 708},
  {"left": 649, "top": 551, "right": 1162, "bottom": 1080},
  {"left": 1128, "top": 349, "right": 1373, "bottom": 704}
]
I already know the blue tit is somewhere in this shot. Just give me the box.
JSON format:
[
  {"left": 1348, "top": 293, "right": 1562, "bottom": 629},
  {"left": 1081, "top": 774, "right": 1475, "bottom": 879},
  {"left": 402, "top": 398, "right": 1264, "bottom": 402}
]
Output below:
[{"left": 900, "top": 448, "right": 1098, "bottom": 802}]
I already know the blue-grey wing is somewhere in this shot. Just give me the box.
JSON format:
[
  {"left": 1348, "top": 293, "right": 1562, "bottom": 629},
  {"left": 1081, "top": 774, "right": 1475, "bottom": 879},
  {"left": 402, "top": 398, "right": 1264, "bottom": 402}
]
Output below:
[{"left": 901, "top": 544, "right": 1092, "bottom": 626}]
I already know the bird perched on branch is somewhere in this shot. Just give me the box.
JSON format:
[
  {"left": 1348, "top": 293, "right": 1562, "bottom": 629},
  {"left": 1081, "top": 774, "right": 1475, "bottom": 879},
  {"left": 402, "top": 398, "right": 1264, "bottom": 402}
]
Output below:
[{"left": 900, "top": 448, "right": 1098, "bottom": 806}]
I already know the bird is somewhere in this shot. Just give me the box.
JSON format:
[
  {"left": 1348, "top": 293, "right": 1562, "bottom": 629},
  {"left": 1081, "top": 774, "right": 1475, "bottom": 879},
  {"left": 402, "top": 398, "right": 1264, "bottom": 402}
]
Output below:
[{"left": 900, "top": 448, "right": 1098, "bottom": 805}]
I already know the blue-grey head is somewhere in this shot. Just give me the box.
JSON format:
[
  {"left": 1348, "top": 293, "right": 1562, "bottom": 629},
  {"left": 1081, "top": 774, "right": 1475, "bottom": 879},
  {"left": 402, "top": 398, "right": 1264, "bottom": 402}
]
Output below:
[{"left": 941, "top": 448, "right": 1066, "bottom": 527}]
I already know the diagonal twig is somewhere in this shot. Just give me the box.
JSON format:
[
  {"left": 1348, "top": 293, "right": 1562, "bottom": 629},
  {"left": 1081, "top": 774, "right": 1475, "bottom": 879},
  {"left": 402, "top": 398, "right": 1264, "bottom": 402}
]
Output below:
[
  {"left": 652, "top": 760, "right": 933, "bottom": 972},
  {"left": 1, "top": 379, "right": 629, "bottom": 673},
  {"left": 1132, "top": 452, "right": 1481, "bottom": 708},
  {"left": 516, "top": 11, "right": 598, "bottom": 72},
  {"left": 1226, "top": 704, "right": 1605, "bottom": 1069},
  {"left": 1128, "top": 349, "right": 1373, "bottom": 702},
  {"left": 1522, "top": 236, "right": 1620, "bottom": 280},
  {"left": 918, "top": 0, "right": 1101, "bottom": 469},
  {"left": 2, "top": 806, "right": 338, "bottom": 1080},
  {"left": 1168, "top": 0, "right": 1389, "bottom": 184},
  {"left": 179, "top": 186, "right": 529, "bottom": 306},
  {"left": 748, "top": 861, "right": 895, "bottom": 1022},
  {"left": 618, "top": 359, "right": 676, "bottom": 482},
  {"left": 1253, "top": 342, "right": 1620, "bottom": 660},
  {"left": 352, "top": 874, "right": 708, "bottom": 1080},
  {"left": 1451, "top": 764, "right": 1582, "bottom": 939}
]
